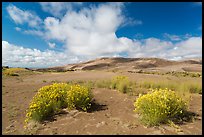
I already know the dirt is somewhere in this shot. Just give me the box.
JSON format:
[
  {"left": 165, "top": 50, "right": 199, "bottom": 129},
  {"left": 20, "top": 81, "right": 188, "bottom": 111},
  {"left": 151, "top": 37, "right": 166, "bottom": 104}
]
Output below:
[{"left": 2, "top": 71, "right": 202, "bottom": 135}]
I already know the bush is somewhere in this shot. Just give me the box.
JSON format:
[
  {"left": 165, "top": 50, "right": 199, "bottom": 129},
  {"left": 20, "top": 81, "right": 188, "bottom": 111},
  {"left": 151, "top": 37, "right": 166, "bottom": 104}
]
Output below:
[
  {"left": 66, "top": 84, "right": 92, "bottom": 111},
  {"left": 117, "top": 80, "right": 129, "bottom": 93},
  {"left": 111, "top": 75, "right": 132, "bottom": 93},
  {"left": 134, "top": 88, "right": 188, "bottom": 126},
  {"left": 25, "top": 83, "right": 92, "bottom": 123}
]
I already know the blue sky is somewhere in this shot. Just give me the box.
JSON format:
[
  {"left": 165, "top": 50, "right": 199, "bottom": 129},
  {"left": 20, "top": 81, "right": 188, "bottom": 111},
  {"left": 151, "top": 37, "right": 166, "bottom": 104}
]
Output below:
[{"left": 2, "top": 2, "right": 202, "bottom": 68}]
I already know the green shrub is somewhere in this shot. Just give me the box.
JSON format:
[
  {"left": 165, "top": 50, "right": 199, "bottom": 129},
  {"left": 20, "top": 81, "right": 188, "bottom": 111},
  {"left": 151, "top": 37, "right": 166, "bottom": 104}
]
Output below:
[
  {"left": 25, "top": 83, "right": 92, "bottom": 124},
  {"left": 117, "top": 79, "right": 129, "bottom": 93},
  {"left": 111, "top": 75, "right": 132, "bottom": 93},
  {"left": 134, "top": 88, "right": 188, "bottom": 126}
]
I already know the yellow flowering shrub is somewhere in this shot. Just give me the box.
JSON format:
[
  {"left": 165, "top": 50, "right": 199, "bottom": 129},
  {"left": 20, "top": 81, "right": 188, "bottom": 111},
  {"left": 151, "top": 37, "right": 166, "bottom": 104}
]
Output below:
[
  {"left": 134, "top": 88, "right": 188, "bottom": 126},
  {"left": 66, "top": 84, "right": 92, "bottom": 111},
  {"left": 25, "top": 83, "right": 92, "bottom": 123}
]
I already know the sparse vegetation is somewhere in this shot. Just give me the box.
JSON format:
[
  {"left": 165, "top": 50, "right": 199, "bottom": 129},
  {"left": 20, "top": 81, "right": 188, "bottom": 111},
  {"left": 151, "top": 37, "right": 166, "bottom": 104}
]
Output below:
[
  {"left": 2, "top": 67, "right": 34, "bottom": 76},
  {"left": 66, "top": 75, "right": 202, "bottom": 96},
  {"left": 139, "top": 79, "right": 202, "bottom": 95},
  {"left": 67, "top": 80, "right": 95, "bottom": 91},
  {"left": 128, "top": 70, "right": 202, "bottom": 78},
  {"left": 96, "top": 80, "right": 112, "bottom": 89}
]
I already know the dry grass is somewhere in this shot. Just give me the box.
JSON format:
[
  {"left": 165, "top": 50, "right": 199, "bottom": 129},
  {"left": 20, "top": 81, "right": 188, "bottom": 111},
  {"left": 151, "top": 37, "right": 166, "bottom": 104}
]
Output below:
[
  {"left": 65, "top": 75, "right": 202, "bottom": 100},
  {"left": 2, "top": 68, "right": 34, "bottom": 76},
  {"left": 139, "top": 79, "right": 202, "bottom": 94},
  {"left": 131, "top": 70, "right": 202, "bottom": 78}
]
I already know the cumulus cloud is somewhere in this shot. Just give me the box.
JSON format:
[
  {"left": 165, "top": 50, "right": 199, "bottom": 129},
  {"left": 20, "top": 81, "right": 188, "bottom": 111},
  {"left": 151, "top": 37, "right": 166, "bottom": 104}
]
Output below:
[
  {"left": 167, "top": 37, "right": 202, "bottom": 59},
  {"left": 7, "top": 4, "right": 42, "bottom": 28},
  {"left": 39, "top": 2, "right": 83, "bottom": 17},
  {"left": 3, "top": 35, "right": 201, "bottom": 68},
  {"left": 43, "top": 3, "right": 128, "bottom": 58},
  {"left": 48, "top": 42, "right": 56, "bottom": 48},
  {"left": 163, "top": 33, "right": 181, "bottom": 41},
  {"left": 183, "top": 33, "right": 192, "bottom": 39},
  {"left": 128, "top": 37, "right": 202, "bottom": 60},
  {"left": 3, "top": 2, "right": 202, "bottom": 68},
  {"left": 126, "top": 38, "right": 173, "bottom": 58},
  {"left": 2, "top": 41, "right": 79, "bottom": 68},
  {"left": 41, "top": 2, "right": 202, "bottom": 62}
]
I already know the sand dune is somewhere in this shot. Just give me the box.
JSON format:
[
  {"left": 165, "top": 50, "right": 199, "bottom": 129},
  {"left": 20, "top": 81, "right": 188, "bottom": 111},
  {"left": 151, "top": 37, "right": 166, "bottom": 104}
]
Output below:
[{"left": 35, "top": 57, "right": 202, "bottom": 73}]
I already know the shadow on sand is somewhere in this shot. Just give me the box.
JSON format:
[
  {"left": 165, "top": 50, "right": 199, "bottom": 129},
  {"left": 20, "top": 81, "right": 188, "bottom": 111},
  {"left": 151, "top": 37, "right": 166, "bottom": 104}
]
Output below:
[
  {"left": 171, "top": 110, "right": 200, "bottom": 125},
  {"left": 87, "top": 101, "right": 108, "bottom": 113},
  {"left": 41, "top": 99, "right": 108, "bottom": 123}
]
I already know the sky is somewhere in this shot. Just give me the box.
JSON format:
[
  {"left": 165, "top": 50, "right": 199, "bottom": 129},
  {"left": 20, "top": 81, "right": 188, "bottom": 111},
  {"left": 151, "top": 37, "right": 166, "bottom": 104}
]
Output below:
[{"left": 2, "top": 2, "right": 202, "bottom": 68}]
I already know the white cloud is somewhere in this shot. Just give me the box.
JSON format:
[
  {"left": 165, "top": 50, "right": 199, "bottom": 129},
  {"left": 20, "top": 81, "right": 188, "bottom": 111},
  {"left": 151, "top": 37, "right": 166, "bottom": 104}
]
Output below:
[
  {"left": 23, "top": 30, "right": 44, "bottom": 36},
  {"left": 163, "top": 33, "right": 181, "bottom": 41},
  {"left": 39, "top": 2, "right": 83, "bottom": 17},
  {"left": 43, "top": 3, "right": 128, "bottom": 58},
  {"left": 183, "top": 33, "right": 192, "bottom": 39},
  {"left": 2, "top": 41, "right": 79, "bottom": 68},
  {"left": 48, "top": 42, "right": 56, "bottom": 48},
  {"left": 42, "top": 3, "right": 201, "bottom": 62},
  {"left": 6, "top": 4, "right": 42, "bottom": 28},
  {"left": 3, "top": 36, "right": 201, "bottom": 68},
  {"left": 126, "top": 38, "right": 174, "bottom": 59},
  {"left": 121, "top": 17, "right": 142, "bottom": 27},
  {"left": 168, "top": 37, "right": 202, "bottom": 59},
  {"left": 2, "top": 37, "right": 202, "bottom": 68},
  {"left": 3, "top": 3, "right": 202, "bottom": 68},
  {"left": 15, "top": 27, "right": 21, "bottom": 31},
  {"left": 128, "top": 37, "right": 202, "bottom": 60}
]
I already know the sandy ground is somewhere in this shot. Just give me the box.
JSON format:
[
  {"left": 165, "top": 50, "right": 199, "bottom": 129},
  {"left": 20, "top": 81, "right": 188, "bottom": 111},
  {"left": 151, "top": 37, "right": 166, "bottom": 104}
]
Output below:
[{"left": 2, "top": 71, "right": 202, "bottom": 135}]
